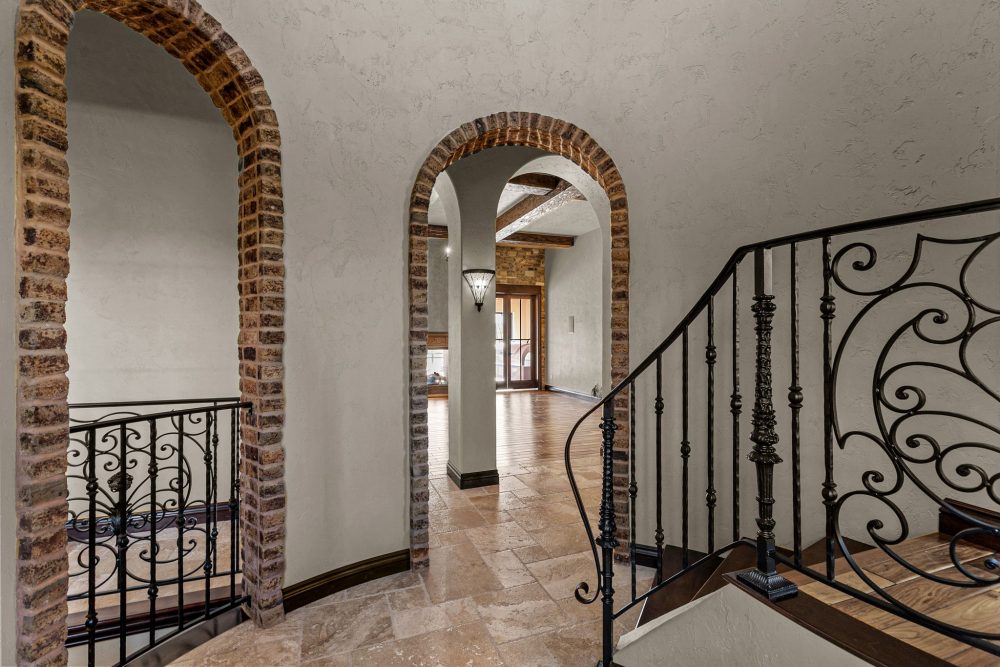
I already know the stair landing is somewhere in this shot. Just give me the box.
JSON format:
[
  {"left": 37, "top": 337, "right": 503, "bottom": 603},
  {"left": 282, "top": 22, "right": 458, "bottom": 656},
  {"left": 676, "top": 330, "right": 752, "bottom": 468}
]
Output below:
[{"left": 782, "top": 532, "right": 998, "bottom": 665}]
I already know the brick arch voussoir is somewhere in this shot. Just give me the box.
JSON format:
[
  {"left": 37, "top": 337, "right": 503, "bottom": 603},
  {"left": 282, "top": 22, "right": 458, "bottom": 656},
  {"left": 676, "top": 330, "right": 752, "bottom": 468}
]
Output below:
[
  {"left": 406, "top": 112, "right": 630, "bottom": 569},
  {"left": 13, "top": 0, "right": 286, "bottom": 663}
]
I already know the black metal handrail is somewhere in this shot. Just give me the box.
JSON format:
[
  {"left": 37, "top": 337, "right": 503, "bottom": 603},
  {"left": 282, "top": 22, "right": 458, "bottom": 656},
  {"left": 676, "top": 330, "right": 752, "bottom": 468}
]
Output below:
[
  {"left": 565, "top": 197, "right": 1000, "bottom": 665},
  {"left": 66, "top": 398, "right": 250, "bottom": 667}
]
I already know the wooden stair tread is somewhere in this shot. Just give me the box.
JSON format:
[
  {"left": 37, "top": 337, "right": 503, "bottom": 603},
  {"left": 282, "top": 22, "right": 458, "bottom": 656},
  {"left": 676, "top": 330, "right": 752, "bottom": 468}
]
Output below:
[{"left": 790, "top": 531, "right": 1000, "bottom": 664}]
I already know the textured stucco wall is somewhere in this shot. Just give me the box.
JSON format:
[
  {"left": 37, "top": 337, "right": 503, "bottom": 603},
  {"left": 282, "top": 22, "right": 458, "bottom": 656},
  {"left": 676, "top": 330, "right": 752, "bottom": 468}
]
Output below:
[
  {"left": 427, "top": 238, "right": 448, "bottom": 333},
  {"left": 64, "top": 11, "right": 239, "bottom": 402},
  {"left": 0, "top": 0, "right": 996, "bottom": 604},
  {"left": 546, "top": 227, "right": 604, "bottom": 396}
]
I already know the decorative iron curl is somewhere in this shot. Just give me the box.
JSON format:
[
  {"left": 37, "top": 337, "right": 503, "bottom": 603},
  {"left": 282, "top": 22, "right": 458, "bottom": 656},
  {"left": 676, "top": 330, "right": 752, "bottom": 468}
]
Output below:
[{"left": 829, "top": 231, "right": 1000, "bottom": 648}]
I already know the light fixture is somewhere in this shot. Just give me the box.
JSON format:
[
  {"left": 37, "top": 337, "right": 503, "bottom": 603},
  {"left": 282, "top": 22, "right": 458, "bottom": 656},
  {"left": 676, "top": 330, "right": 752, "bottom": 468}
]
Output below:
[
  {"left": 445, "top": 245, "right": 451, "bottom": 262},
  {"left": 462, "top": 269, "right": 495, "bottom": 311}
]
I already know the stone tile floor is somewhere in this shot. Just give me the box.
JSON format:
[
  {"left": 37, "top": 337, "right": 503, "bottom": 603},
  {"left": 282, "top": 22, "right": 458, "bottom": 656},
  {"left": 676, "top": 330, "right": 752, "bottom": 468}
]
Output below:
[{"left": 171, "top": 458, "right": 653, "bottom": 665}]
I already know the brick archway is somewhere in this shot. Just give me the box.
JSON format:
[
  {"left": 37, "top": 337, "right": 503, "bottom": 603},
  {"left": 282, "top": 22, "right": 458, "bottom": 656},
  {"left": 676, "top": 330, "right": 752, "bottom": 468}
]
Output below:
[
  {"left": 407, "top": 112, "right": 630, "bottom": 567},
  {"left": 14, "top": 0, "right": 286, "bottom": 662}
]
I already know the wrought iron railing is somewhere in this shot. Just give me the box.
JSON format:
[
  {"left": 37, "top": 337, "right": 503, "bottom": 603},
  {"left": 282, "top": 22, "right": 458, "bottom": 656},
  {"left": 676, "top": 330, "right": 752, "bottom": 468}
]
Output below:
[
  {"left": 66, "top": 398, "right": 250, "bottom": 666},
  {"left": 565, "top": 198, "right": 1000, "bottom": 665}
]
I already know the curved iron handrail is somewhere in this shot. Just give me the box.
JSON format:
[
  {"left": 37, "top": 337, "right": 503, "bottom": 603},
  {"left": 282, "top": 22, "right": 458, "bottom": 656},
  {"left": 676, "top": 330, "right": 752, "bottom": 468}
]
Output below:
[{"left": 563, "top": 196, "right": 1000, "bottom": 657}]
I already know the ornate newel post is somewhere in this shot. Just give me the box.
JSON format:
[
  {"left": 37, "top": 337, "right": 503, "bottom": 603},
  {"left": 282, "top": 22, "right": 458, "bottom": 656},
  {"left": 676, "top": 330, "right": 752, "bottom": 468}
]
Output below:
[
  {"left": 737, "top": 249, "right": 798, "bottom": 601},
  {"left": 598, "top": 400, "right": 619, "bottom": 666}
]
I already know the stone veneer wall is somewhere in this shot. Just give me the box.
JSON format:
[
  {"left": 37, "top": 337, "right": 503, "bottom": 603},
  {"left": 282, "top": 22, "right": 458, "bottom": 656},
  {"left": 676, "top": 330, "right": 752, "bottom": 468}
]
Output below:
[
  {"left": 408, "top": 112, "right": 630, "bottom": 569},
  {"left": 13, "top": 0, "right": 286, "bottom": 663},
  {"left": 495, "top": 245, "right": 547, "bottom": 387}
]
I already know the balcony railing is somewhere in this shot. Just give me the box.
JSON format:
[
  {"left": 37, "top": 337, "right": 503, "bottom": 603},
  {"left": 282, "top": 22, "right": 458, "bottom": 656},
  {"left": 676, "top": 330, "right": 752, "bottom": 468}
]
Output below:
[{"left": 66, "top": 398, "right": 250, "bottom": 667}]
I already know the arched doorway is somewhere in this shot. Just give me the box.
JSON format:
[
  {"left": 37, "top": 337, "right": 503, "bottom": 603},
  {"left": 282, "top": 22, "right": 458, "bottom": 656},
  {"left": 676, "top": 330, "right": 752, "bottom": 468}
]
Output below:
[
  {"left": 406, "top": 113, "right": 630, "bottom": 567},
  {"left": 13, "top": 1, "right": 286, "bottom": 661}
]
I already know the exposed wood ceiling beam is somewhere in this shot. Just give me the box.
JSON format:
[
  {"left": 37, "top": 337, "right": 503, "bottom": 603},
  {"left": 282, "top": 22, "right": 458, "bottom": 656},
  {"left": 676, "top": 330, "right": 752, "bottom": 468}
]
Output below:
[
  {"left": 496, "top": 181, "right": 584, "bottom": 241},
  {"left": 504, "top": 173, "right": 562, "bottom": 197},
  {"left": 427, "top": 225, "right": 574, "bottom": 250},
  {"left": 499, "top": 232, "right": 574, "bottom": 249}
]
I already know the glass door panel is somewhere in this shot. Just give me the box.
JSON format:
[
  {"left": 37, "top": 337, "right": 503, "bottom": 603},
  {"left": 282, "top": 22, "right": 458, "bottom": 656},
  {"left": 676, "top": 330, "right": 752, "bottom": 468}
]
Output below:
[{"left": 495, "top": 290, "right": 538, "bottom": 390}]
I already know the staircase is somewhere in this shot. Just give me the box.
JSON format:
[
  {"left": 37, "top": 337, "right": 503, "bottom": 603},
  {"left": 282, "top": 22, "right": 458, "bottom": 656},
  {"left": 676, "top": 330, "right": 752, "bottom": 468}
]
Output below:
[{"left": 563, "top": 198, "right": 1000, "bottom": 665}]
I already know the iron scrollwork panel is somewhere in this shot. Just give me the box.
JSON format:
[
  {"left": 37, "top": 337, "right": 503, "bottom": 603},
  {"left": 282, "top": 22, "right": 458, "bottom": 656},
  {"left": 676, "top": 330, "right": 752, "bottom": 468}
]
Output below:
[
  {"left": 66, "top": 407, "right": 239, "bottom": 602},
  {"left": 828, "top": 230, "right": 1000, "bottom": 649}
]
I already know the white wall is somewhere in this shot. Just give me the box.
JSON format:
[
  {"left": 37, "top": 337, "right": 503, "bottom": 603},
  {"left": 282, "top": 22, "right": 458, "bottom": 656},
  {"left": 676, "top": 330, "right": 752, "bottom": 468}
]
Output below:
[
  {"left": 0, "top": 1, "right": 996, "bottom": 614},
  {"left": 546, "top": 227, "right": 604, "bottom": 396},
  {"left": 64, "top": 10, "right": 239, "bottom": 403},
  {"left": 426, "top": 238, "right": 448, "bottom": 332}
]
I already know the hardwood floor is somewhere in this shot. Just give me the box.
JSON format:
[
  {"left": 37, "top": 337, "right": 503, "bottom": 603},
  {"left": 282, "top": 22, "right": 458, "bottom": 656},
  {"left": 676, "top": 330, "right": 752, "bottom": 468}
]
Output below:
[
  {"left": 784, "top": 533, "right": 1000, "bottom": 664},
  {"left": 427, "top": 390, "right": 601, "bottom": 478}
]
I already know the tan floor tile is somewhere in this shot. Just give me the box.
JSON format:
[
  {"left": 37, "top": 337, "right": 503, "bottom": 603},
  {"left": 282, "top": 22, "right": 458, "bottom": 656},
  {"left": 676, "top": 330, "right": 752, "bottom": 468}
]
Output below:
[
  {"left": 299, "top": 594, "right": 393, "bottom": 660},
  {"left": 439, "top": 596, "right": 481, "bottom": 625},
  {"left": 388, "top": 585, "right": 431, "bottom": 611},
  {"left": 474, "top": 582, "right": 568, "bottom": 643},
  {"left": 529, "top": 524, "right": 590, "bottom": 558},
  {"left": 477, "top": 509, "right": 515, "bottom": 525},
  {"left": 429, "top": 507, "right": 486, "bottom": 532},
  {"left": 434, "top": 529, "right": 471, "bottom": 547},
  {"left": 496, "top": 620, "right": 602, "bottom": 666},
  {"left": 469, "top": 491, "right": 526, "bottom": 512},
  {"left": 421, "top": 543, "right": 504, "bottom": 603},
  {"left": 466, "top": 521, "right": 537, "bottom": 553},
  {"left": 513, "top": 545, "right": 551, "bottom": 565},
  {"left": 507, "top": 501, "right": 582, "bottom": 532},
  {"left": 391, "top": 602, "right": 452, "bottom": 640},
  {"left": 527, "top": 551, "right": 598, "bottom": 600},
  {"left": 555, "top": 595, "right": 603, "bottom": 625},
  {"left": 514, "top": 472, "right": 572, "bottom": 495},
  {"left": 352, "top": 622, "right": 504, "bottom": 666},
  {"left": 480, "top": 550, "right": 536, "bottom": 588}
]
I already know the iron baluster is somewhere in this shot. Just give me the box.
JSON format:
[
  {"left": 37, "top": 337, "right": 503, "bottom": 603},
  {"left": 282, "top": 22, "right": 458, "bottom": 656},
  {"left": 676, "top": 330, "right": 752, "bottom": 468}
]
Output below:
[
  {"left": 230, "top": 406, "right": 238, "bottom": 599},
  {"left": 117, "top": 423, "right": 128, "bottom": 665},
  {"left": 681, "top": 328, "right": 691, "bottom": 568},
  {"left": 736, "top": 248, "right": 797, "bottom": 602},
  {"left": 654, "top": 354, "right": 664, "bottom": 582},
  {"left": 148, "top": 419, "right": 158, "bottom": 649},
  {"left": 706, "top": 295, "right": 717, "bottom": 553},
  {"left": 85, "top": 427, "right": 98, "bottom": 667},
  {"left": 821, "top": 236, "right": 839, "bottom": 580},
  {"left": 176, "top": 415, "right": 186, "bottom": 626},
  {"left": 204, "top": 410, "right": 214, "bottom": 616},
  {"left": 789, "top": 243, "right": 803, "bottom": 567},
  {"left": 629, "top": 381, "right": 637, "bottom": 601},
  {"left": 212, "top": 405, "right": 220, "bottom": 577},
  {"left": 598, "top": 401, "right": 619, "bottom": 667},
  {"left": 731, "top": 271, "right": 742, "bottom": 542}
]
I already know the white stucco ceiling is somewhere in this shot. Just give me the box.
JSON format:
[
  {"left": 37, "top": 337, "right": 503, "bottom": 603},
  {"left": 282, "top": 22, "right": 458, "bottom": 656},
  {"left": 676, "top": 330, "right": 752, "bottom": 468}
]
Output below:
[{"left": 428, "top": 180, "right": 599, "bottom": 237}]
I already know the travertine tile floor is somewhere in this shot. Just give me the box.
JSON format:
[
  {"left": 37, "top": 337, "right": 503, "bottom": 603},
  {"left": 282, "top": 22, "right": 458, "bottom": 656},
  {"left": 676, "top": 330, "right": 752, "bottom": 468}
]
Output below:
[{"left": 173, "top": 394, "right": 652, "bottom": 666}]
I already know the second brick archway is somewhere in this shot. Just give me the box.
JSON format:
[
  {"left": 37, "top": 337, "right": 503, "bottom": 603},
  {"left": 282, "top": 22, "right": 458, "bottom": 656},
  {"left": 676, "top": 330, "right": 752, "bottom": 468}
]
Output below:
[{"left": 406, "top": 112, "right": 631, "bottom": 567}]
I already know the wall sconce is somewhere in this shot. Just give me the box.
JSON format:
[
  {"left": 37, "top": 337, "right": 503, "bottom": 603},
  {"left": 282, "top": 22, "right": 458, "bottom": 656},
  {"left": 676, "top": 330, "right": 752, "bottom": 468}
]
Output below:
[{"left": 462, "top": 269, "right": 495, "bottom": 311}]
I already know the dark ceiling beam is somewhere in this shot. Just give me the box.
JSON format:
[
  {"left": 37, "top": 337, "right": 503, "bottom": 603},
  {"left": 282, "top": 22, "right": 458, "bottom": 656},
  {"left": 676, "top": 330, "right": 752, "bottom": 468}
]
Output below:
[{"left": 427, "top": 225, "right": 575, "bottom": 250}]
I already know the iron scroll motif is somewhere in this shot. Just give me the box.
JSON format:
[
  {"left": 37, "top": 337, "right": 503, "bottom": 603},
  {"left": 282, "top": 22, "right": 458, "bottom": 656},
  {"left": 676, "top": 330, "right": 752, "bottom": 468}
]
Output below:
[
  {"left": 829, "top": 231, "right": 1000, "bottom": 648},
  {"left": 65, "top": 407, "right": 236, "bottom": 601}
]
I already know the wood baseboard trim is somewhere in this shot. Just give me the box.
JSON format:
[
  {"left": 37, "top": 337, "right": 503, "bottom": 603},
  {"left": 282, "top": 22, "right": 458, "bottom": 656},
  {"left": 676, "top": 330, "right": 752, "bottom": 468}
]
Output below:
[
  {"left": 283, "top": 549, "right": 411, "bottom": 614},
  {"left": 544, "top": 385, "right": 600, "bottom": 402},
  {"left": 446, "top": 462, "right": 500, "bottom": 489}
]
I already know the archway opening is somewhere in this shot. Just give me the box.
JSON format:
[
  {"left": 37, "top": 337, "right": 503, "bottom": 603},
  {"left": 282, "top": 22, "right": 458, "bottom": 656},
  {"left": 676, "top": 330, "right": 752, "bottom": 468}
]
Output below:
[
  {"left": 406, "top": 113, "right": 631, "bottom": 567},
  {"left": 13, "top": 1, "right": 287, "bottom": 663}
]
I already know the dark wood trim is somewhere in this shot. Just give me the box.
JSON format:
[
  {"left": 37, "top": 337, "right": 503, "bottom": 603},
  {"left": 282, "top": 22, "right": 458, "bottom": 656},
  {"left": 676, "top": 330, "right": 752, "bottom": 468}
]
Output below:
[
  {"left": 66, "top": 586, "right": 243, "bottom": 647},
  {"left": 283, "top": 549, "right": 411, "bottom": 614},
  {"left": 446, "top": 462, "right": 500, "bottom": 489},
  {"left": 939, "top": 498, "right": 1000, "bottom": 550},
  {"left": 726, "top": 572, "right": 950, "bottom": 667},
  {"left": 509, "top": 172, "right": 562, "bottom": 190},
  {"left": 544, "top": 385, "right": 599, "bottom": 402}
]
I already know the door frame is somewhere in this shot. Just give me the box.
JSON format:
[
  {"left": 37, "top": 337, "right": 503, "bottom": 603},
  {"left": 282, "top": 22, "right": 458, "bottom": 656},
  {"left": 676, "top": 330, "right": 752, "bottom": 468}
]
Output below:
[{"left": 495, "top": 284, "right": 542, "bottom": 390}]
